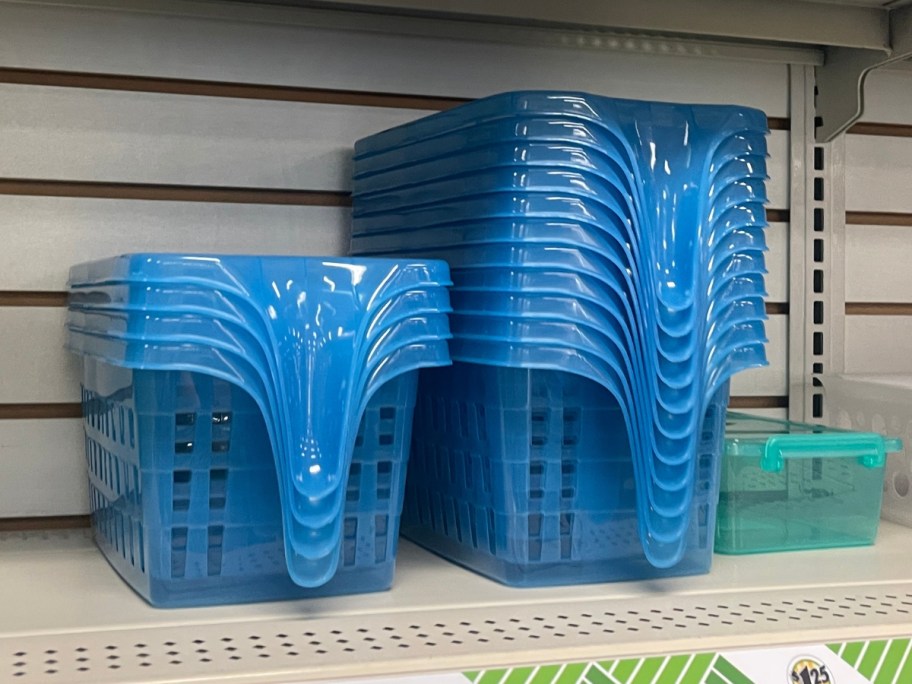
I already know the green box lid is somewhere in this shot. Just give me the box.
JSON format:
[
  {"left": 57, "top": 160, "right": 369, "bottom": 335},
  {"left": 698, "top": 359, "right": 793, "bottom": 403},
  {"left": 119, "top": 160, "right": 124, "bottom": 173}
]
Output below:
[{"left": 724, "top": 412, "right": 903, "bottom": 473}]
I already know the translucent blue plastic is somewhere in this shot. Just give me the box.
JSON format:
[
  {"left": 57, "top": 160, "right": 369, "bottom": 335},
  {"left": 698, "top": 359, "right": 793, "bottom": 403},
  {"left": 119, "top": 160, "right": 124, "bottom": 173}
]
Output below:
[
  {"left": 351, "top": 91, "right": 769, "bottom": 569},
  {"left": 402, "top": 363, "right": 729, "bottom": 586},
  {"left": 67, "top": 254, "right": 453, "bottom": 594},
  {"left": 81, "top": 355, "right": 417, "bottom": 608}
]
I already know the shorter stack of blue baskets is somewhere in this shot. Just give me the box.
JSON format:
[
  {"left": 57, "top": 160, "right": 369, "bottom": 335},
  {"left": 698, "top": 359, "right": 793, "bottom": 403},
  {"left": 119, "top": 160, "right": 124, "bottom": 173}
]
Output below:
[
  {"left": 66, "top": 254, "right": 453, "bottom": 607},
  {"left": 352, "top": 91, "right": 770, "bottom": 585}
]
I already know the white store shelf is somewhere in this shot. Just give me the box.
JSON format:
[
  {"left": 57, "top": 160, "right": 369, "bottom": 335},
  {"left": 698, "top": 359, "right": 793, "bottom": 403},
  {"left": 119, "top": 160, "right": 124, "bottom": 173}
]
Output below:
[{"left": 2, "top": 523, "right": 912, "bottom": 682}]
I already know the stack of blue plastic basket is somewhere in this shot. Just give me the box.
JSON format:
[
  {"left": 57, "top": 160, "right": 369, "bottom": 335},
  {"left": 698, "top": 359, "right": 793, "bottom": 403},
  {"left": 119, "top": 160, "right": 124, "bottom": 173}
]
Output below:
[
  {"left": 351, "top": 91, "right": 770, "bottom": 585},
  {"left": 66, "top": 254, "right": 452, "bottom": 606}
]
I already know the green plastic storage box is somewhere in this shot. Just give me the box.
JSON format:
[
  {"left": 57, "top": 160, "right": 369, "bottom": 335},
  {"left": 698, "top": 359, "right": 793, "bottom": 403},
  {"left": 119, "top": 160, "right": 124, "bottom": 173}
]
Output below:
[{"left": 715, "top": 412, "right": 901, "bottom": 555}]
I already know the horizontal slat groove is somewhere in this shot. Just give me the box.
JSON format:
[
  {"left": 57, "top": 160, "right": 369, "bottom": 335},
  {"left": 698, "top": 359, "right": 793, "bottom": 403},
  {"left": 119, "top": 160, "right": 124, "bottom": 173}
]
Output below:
[
  {"left": 765, "top": 302, "right": 788, "bottom": 315},
  {"left": 846, "top": 211, "right": 912, "bottom": 226},
  {"left": 0, "top": 398, "right": 780, "bottom": 418},
  {"left": 766, "top": 208, "right": 789, "bottom": 223},
  {"left": 0, "top": 67, "right": 470, "bottom": 111},
  {"left": 0, "top": 403, "right": 82, "bottom": 420},
  {"left": 0, "top": 67, "right": 790, "bottom": 131},
  {"left": 0, "top": 291, "right": 67, "bottom": 307},
  {"left": 0, "top": 292, "right": 791, "bottom": 314},
  {"left": 0, "top": 515, "right": 90, "bottom": 531},
  {"left": 728, "top": 395, "right": 789, "bottom": 409},
  {"left": 0, "top": 179, "right": 353, "bottom": 206},
  {"left": 848, "top": 121, "right": 912, "bottom": 138},
  {"left": 845, "top": 302, "right": 912, "bottom": 315},
  {"left": 0, "top": 181, "right": 791, "bottom": 224},
  {"left": 766, "top": 117, "right": 789, "bottom": 131}
]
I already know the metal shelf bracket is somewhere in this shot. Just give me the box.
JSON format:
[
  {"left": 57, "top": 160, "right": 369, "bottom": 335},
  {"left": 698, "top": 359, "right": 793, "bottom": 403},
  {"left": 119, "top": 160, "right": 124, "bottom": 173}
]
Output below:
[{"left": 816, "top": 4, "right": 912, "bottom": 142}]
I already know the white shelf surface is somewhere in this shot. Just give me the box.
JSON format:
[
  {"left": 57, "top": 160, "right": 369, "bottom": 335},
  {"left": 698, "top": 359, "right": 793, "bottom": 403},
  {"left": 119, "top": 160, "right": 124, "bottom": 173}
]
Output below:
[{"left": 2, "top": 524, "right": 912, "bottom": 682}]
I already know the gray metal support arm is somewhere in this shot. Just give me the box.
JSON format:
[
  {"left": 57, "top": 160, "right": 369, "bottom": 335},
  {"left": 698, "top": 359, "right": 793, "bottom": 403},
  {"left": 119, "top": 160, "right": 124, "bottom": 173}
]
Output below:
[{"left": 816, "top": 4, "right": 912, "bottom": 142}]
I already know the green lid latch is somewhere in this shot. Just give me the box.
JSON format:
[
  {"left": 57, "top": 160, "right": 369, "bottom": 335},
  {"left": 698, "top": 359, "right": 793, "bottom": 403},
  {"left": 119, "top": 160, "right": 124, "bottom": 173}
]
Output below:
[{"left": 760, "top": 434, "right": 892, "bottom": 473}]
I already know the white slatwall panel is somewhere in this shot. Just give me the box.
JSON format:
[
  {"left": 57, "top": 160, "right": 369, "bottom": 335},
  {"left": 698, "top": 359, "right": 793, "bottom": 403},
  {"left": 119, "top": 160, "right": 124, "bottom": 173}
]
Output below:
[
  {"left": 0, "top": 201, "right": 787, "bottom": 295},
  {"left": 846, "top": 317, "right": 912, "bottom": 374},
  {"left": 0, "top": 1, "right": 792, "bottom": 518},
  {"left": 0, "top": 420, "right": 88, "bottom": 517},
  {"left": 0, "top": 309, "right": 80, "bottom": 404},
  {"left": 845, "top": 225, "right": 912, "bottom": 302},
  {"left": 0, "top": 88, "right": 424, "bottom": 191},
  {"left": 0, "top": 85, "right": 789, "bottom": 205},
  {"left": 858, "top": 69, "right": 912, "bottom": 124},
  {"left": 0, "top": 197, "right": 348, "bottom": 291},
  {"left": 845, "top": 135, "right": 912, "bottom": 213},
  {"left": 0, "top": 1, "right": 789, "bottom": 115},
  {"left": 843, "top": 68, "right": 912, "bottom": 377}
]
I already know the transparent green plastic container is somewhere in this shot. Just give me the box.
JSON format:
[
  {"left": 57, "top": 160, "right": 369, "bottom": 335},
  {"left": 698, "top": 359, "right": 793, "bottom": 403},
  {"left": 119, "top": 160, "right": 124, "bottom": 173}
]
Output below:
[{"left": 715, "top": 412, "right": 902, "bottom": 555}]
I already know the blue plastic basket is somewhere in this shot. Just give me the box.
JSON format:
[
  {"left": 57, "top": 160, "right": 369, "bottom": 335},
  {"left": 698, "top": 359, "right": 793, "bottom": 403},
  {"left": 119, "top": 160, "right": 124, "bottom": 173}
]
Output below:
[
  {"left": 402, "top": 363, "right": 728, "bottom": 586},
  {"left": 81, "top": 355, "right": 416, "bottom": 608}
]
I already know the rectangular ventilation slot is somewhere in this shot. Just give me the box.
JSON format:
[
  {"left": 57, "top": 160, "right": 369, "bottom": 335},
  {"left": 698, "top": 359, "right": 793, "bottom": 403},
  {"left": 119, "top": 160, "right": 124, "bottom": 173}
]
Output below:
[
  {"left": 476, "top": 404, "right": 487, "bottom": 441},
  {"left": 813, "top": 269, "right": 824, "bottom": 293},
  {"left": 464, "top": 452, "right": 474, "bottom": 490},
  {"left": 481, "top": 456, "right": 492, "bottom": 493},
  {"left": 560, "top": 512, "right": 574, "bottom": 559},
  {"left": 814, "top": 146, "right": 825, "bottom": 171},
  {"left": 375, "top": 514, "right": 389, "bottom": 563},
  {"left": 814, "top": 301, "right": 824, "bottom": 325},
  {"left": 207, "top": 525, "right": 224, "bottom": 576},
  {"left": 448, "top": 450, "right": 458, "bottom": 484},
  {"left": 379, "top": 406, "right": 395, "bottom": 420},
  {"left": 814, "top": 177, "right": 824, "bottom": 201},
  {"left": 813, "top": 362, "right": 824, "bottom": 374},
  {"left": 138, "top": 523, "right": 145, "bottom": 573},
  {"left": 452, "top": 500, "right": 463, "bottom": 543},
  {"left": 562, "top": 461, "right": 576, "bottom": 489},
  {"left": 117, "top": 511, "right": 126, "bottom": 558},
  {"left": 813, "top": 239, "right": 824, "bottom": 263},
  {"left": 171, "top": 527, "right": 188, "bottom": 578},
  {"left": 377, "top": 461, "right": 392, "bottom": 500},
  {"left": 813, "top": 332, "right": 824, "bottom": 356},
  {"left": 128, "top": 514, "right": 135, "bottom": 566},
  {"left": 530, "top": 409, "right": 548, "bottom": 447},
  {"left": 209, "top": 469, "right": 228, "bottom": 510},
  {"left": 175, "top": 412, "right": 196, "bottom": 454},
  {"left": 469, "top": 505, "right": 479, "bottom": 549},
  {"left": 487, "top": 509, "right": 497, "bottom": 555},
  {"left": 173, "top": 470, "right": 191, "bottom": 512},
  {"left": 813, "top": 393, "right": 824, "bottom": 419},
  {"left": 562, "top": 407, "right": 581, "bottom": 446},
  {"left": 343, "top": 518, "right": 357, "bottom": 567},
  {"left": 347, "top": 463, "right": 362, "bottom": 503},
  {"left": 458, "top": 402, "right": 469, "bottom": 438}
]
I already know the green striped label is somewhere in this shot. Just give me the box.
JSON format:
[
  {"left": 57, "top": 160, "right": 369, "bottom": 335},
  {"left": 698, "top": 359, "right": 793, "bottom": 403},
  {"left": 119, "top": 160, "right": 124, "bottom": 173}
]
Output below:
[{"left": 459, "top": 637, "right": 912, "bottom": 683}]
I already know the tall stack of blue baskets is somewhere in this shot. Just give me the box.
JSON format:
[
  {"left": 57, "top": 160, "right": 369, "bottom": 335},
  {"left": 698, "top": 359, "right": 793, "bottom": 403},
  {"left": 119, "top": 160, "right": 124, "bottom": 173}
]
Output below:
[
  {"left": 66, "top": 254, "right": 453, "bottom": 607},
  {"left": 351, "top": 91, "right": 770, "bottom": 585}
]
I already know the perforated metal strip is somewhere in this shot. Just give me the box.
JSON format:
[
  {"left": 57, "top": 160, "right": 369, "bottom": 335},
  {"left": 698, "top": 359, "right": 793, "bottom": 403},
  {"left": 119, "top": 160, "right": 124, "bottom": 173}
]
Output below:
[{"left": 4, "top": 584, "right": 912, "bottom": 682}]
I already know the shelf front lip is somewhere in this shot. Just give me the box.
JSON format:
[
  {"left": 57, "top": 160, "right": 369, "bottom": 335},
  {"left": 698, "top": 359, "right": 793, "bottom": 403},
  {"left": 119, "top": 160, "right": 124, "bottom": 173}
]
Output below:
[
  {"left": 4, "top": 525, "right": 912, "bottom": 682},
  {"left": 304, "top": 0, "right": 890, "bottom": 51}
]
